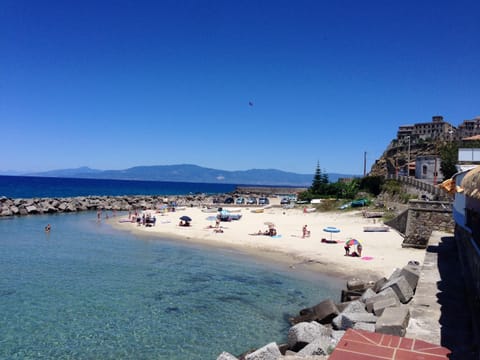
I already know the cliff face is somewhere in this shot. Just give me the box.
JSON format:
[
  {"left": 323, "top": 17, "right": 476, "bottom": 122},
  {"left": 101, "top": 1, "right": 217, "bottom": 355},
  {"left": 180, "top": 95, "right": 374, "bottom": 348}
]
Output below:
[{"left": 369, "top": 140, "right": 437, "bottom": 177}]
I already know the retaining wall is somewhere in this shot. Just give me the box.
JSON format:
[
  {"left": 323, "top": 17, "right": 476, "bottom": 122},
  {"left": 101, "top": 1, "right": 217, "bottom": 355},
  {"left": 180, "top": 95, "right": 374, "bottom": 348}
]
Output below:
[{"left": 402, "top": 200, "right": 454, "bottom": 249}]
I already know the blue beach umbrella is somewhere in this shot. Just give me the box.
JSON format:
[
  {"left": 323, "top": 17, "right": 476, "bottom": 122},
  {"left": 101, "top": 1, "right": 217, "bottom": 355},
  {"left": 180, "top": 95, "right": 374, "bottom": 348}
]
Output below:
[{"left": 323, "top": 226, "right": 340, "bottom": 240}]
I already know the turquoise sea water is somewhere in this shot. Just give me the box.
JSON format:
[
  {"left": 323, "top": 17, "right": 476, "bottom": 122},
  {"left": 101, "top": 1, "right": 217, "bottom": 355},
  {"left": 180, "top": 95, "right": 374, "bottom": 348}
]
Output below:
[{"left": 0, "top": 212, "right": 342, "bottom": 359}]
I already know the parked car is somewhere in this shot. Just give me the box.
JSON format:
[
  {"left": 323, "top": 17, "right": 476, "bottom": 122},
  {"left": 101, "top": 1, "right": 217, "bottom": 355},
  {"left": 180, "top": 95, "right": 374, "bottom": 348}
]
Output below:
[
  {"left": 258, "top": 197, "right": 269, "bottom": 205},
  {"left": 280, "top": 198, "right": 291, "bottom": 205},
  {"left": 224, "top": 197, "right": 234, "bottom": 204},
  {"left": 236, "top": 197, "right": 245, "bottom": 204},
  {"left": 246, "top": 197, "right": 257, "bottom": 205}
]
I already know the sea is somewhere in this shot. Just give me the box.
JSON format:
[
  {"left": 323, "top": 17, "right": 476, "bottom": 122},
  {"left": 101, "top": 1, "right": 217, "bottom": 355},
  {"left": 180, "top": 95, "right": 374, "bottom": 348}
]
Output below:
[{"left": 0, "top": 176, "right": 343, "bottom": 359}]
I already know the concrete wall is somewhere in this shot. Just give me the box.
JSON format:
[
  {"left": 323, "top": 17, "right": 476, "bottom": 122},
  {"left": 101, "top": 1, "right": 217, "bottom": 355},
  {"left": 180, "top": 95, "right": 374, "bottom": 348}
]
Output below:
[{"left": 402, "top": 200, "right": 455, "bottom": 249}]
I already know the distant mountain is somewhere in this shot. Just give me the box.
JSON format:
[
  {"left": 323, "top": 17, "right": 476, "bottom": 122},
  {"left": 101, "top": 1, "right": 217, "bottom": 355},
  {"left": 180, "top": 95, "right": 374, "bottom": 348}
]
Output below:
[
  {"left": 25, "top": 164, "right": 359, "bottom": 186},
  {"left": 27, "top": 166, "right": 103, "bottom": 178}
]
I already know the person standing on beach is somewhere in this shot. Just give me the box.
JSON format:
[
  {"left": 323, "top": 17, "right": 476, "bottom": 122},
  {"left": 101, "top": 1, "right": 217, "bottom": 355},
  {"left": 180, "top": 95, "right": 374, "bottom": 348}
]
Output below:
[{"left": 302, "top": 225, "right": 310, "bottom": 238}]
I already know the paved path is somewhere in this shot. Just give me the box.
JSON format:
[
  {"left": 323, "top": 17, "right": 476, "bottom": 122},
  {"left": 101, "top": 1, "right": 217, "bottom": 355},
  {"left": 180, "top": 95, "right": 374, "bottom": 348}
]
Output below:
[{"left": 406, "top": 231, "right": 477, "bottom": 359}]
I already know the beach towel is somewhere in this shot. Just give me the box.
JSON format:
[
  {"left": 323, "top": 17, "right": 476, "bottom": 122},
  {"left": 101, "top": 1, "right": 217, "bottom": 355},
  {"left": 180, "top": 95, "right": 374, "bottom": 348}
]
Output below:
[{"left": 361, "top": 256, "right": 374, "bottom": 261}]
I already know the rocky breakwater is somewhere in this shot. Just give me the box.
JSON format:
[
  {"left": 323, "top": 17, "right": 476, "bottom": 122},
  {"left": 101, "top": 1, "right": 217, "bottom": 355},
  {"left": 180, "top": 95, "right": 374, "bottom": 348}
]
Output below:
[
  {"left": 0, "top": 194, "right": 213, "bottom": 217},
  {"left": 217, "top": 261, "right": 421, "bottom": 360}
]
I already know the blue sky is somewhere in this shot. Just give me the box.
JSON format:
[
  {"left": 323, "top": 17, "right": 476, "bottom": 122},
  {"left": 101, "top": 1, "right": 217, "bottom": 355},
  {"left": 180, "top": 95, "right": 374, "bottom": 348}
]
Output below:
[{"left": 1, "top": 0, "right": 479, "bottom": 176}]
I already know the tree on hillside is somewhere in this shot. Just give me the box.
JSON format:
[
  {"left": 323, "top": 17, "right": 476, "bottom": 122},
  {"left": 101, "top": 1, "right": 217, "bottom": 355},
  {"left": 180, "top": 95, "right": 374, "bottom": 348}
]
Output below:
[
  {"left": 310, "top": 161, "right": 328, "bottom": 194},
  {"left": 439, "top": 142, "right": 458, "bottom": 179}
]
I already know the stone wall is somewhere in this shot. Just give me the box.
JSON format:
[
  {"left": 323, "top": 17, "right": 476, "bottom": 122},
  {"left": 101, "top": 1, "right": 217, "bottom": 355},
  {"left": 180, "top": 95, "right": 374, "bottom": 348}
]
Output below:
[
  {"left": 386, "top": 174, "right": 452, "bottom": 201},
  {"left": 402, "top": 200, "right": 454, "bottom": 249}
]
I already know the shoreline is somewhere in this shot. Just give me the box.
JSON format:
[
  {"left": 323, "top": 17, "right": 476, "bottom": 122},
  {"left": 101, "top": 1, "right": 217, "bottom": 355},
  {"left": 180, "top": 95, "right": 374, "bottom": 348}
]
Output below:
[{"left": 108, "top": 201, "right": 426, "bottom": 281}]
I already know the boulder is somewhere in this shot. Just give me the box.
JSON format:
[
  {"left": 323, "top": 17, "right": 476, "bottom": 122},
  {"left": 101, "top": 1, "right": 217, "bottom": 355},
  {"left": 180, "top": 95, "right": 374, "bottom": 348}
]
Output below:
[
  {"left": 339, "top": 300, "right": 367, "bottom": 314},
  {"left": 332, "top": 312, "right": 377, "bottom": 330},
  {"left": 296, "top": 335, "right": 333, "bottom": 357},
  {"left": 25, "top": 205, "right": 39, "bottom": 214},
  {"left": 330, "top": 330, "right": 346, "bottom": 346},
  {"left": 290, "top": 299, "right": 338, "bottom": 325},
  {"left": 245, "top": 342, "right": 281, "bottom": 360},
  {"left": 216, "top": 352, "right": 238, "bottom": 360},
  {"left": 287, "top": 322, "right": 331, "bottom": 352}
]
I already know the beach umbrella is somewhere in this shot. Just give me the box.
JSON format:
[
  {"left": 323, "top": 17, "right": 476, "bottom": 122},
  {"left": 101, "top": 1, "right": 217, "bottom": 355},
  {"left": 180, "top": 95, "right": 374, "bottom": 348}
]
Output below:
[
  {"left": 323, "top": 226, "right": 340, "bottom": 240},
  {"left": 345, "top": 238, "right": 361, "bottom": 247},
  {"left": 180, "top": 215, "right": 192, "bottom": 222}
]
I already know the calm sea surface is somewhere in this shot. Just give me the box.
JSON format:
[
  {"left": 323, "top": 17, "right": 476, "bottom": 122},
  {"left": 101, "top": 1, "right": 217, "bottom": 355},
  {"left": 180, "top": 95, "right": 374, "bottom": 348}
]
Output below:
[
  {"left": 0, "top": 176, "right": 342, "bottom": 359},
  {"left": 0, "top": 175, "right": 238, "bottom": 198}
]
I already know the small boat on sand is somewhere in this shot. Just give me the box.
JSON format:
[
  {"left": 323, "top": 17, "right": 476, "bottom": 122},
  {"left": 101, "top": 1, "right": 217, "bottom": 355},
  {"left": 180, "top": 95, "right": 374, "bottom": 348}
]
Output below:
[{"left": 251, "top": 208, "right": 264, "bottom": 213}]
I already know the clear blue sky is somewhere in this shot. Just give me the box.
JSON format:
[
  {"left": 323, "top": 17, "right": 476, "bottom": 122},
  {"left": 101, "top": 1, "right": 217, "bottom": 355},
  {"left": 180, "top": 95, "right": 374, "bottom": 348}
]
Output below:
[{"left": 1, "top": 0, "right": 479, "bottom": 176}]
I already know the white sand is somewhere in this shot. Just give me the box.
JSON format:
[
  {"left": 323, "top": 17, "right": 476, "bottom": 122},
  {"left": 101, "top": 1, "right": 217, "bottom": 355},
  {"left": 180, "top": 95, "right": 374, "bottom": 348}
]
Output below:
[{"left": 110, "top": 202, "right": 425, "bottom": 280}]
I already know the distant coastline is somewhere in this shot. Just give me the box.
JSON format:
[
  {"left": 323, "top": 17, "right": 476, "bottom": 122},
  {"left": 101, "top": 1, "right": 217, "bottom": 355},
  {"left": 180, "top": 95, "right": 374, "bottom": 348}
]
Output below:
[{"left": 7, "top": 164, "right": 359, "bottom": 186}]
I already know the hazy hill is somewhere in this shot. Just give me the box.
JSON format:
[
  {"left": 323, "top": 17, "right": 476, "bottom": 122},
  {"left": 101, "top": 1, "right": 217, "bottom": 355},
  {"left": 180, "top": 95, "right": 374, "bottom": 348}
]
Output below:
[{"left": 24, "top": 164, "right": 359, "bottom": 186}]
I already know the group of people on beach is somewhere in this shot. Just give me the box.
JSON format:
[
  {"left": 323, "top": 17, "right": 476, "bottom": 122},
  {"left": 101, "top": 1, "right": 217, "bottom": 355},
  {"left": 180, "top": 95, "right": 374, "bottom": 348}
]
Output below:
[
  {"left": 344, "top": 243, "right": 363, "bottom": 257},
  {"left": 250, "top": 227, "right": 277, "bottom": 237}
]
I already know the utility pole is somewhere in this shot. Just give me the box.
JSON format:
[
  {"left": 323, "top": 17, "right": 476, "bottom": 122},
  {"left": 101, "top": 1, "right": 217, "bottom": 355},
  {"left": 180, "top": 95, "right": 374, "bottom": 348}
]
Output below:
[{"left": 363, "top": 151, "right": 367, "bottom": 177}]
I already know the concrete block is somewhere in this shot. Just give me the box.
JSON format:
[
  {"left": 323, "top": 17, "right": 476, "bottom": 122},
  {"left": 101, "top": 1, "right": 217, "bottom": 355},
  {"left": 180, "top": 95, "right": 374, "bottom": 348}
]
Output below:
[
  {"left": 365, "top": 287, "right": 398, "bottom": 313},
  {"left": 287, "top": 322, "right": 331, "bottom": 351},
  {"left": 400, "top": 264, "right": 421, "bottom": 291},
  {"left": 353, "top": 322, "right": 376, "bottom": 332},
  {"left": 290, "top": 299, "right": 338, "bottom": 325},
  {"left": 388, "top": 268, "right": 402, "bottom": 281},
  {"left": 373, "top": 277, "right": 388, "bottom": 292},
  {"left": 360, "top": 288, "right": 376, "bottom": 303},
  {"left": 332, "top": 312, "right": 377, "bottom": 330},
  {"left": 312, "top": 299, "right": 339, "bottom": 324},
  {"left": 372, "top": 296, "right": 401, "bottom": 316},
  {"left": 216, "top": 352, "right": 238, "bottom": 360},
  {"left": 296, "top": 335, "right": 333, "bottom": 357},
  {"left": 341, "top": 289, "right": 363, "bottom": 302},
  {"left": 380, "top": 275, "right": 414, "bottom": 303},
  {"left": 245, "top": 342, "right": 281, "bottom": 360},
  {"left": 375, "top": 306, "right": 410, "bottom": 337},
  {"left": 346, "top": 278, "right": 366, "bottom": 291},
  {"left": 341, "top": 300, "right": 367, "bottom": 314}
]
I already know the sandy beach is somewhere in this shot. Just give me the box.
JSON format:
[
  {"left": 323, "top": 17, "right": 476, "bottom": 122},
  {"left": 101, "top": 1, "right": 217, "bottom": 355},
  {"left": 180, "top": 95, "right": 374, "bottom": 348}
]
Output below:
[{"left": 110, "top": 200, "right": 426, "bottom": 281}]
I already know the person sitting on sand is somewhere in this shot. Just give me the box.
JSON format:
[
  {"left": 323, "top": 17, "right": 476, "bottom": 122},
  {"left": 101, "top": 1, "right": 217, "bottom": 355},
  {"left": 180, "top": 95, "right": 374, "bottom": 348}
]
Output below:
[
  {"left": 357, "top": 243, "right": 363, "bottom": 257},
  {"left": 344, "top": 244, "right": 351, "bottom": 256}
]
